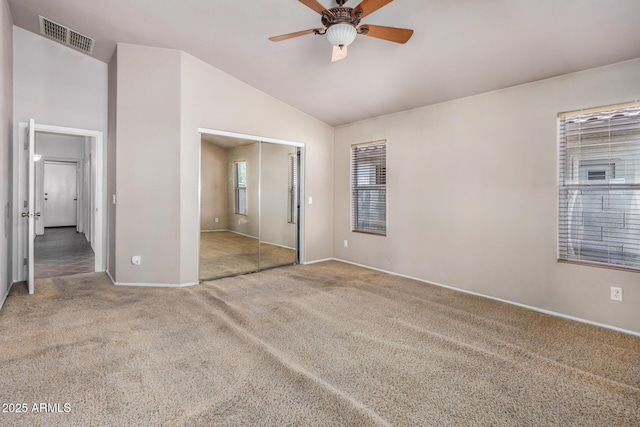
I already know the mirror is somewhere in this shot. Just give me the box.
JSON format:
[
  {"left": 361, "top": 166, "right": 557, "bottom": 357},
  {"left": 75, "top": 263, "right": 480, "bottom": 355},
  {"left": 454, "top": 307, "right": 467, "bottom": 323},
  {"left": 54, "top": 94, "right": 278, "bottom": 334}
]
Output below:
[
  {"left": 260, "top": 142, "right": 298, "bottom": 270},
  {"left": 199, "top": 135, "right": 300, "bottom": 281},
  {"left": 200, "top": 137, "right": 259, "bottom": 279}
]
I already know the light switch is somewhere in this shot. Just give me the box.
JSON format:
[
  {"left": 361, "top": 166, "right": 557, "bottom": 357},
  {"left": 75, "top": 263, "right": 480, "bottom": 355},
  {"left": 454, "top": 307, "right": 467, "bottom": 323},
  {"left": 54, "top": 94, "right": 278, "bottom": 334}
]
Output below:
[{"left": 308, "top": 196, "right": 313, "bottom": 205}]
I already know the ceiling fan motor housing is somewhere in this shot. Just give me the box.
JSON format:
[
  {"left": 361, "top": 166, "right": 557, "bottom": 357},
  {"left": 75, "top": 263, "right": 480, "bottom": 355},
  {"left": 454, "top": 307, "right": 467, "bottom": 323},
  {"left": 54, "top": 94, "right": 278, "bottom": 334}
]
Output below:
[{"left": 322, "top": 7, "right": 361, "bottom": 47}]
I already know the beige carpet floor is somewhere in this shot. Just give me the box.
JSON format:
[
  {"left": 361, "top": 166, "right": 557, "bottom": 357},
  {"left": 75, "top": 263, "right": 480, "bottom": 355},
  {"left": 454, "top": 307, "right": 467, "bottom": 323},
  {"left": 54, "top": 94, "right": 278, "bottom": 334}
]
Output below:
[
  {"left": 0, "top": 261, "right": 639, "bottom": 426},
  {"left": 199, "top": 231, "right": 296, "bottom": 280}
]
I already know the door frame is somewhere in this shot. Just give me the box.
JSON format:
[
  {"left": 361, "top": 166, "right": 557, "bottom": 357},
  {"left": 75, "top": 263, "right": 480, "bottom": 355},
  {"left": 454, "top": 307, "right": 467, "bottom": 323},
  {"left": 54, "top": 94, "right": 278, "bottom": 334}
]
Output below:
[
  {"left": 15, "top": 122, "right": 104, "bottom": 288},
  {"left": 197, "top": 127, "right": 306, "bottom": 281}
]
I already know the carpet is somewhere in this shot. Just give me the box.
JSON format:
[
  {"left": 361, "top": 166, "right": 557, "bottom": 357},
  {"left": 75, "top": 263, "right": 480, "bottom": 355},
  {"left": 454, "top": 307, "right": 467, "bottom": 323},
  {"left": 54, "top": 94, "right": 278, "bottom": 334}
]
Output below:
[{"left": 0, "top": 261, "right": 638, "bottom": 426}]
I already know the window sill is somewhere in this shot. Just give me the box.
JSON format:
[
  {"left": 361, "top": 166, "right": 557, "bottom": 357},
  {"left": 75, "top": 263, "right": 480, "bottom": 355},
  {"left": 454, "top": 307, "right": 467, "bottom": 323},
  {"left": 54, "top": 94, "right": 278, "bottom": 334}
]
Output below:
[{"left": 558, "top": 259, "right": 639, "bottom": 273}]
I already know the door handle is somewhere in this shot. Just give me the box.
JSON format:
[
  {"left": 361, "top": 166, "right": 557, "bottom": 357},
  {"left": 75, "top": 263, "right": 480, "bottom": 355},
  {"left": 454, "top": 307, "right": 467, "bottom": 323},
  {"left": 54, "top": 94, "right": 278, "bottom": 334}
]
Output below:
[{"left": 21, "top": 212, "right": 40, "bottom": 218}]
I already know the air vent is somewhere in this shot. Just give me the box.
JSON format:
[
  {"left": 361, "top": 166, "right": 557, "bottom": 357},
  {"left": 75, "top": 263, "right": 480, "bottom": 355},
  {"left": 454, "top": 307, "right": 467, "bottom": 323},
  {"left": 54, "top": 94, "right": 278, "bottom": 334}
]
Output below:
[{"left": 39, "top": 16, "right": 94, "bottom": 55}]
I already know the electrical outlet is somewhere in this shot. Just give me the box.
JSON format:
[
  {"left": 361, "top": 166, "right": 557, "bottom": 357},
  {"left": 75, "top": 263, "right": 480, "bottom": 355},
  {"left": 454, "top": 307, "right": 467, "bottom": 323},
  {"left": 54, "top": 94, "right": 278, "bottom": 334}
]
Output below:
[
  {"left": 215, "top": 217, "right": 219, "bottom": 223},
  {"left": 610, "top": 287, "right": 623, "bottom": 302},
  {"left": 131, "top": 256, "right": 142, "bottom": 266},
  {"left": 344, "top": 240, "right": 348, "bottom": 248}
]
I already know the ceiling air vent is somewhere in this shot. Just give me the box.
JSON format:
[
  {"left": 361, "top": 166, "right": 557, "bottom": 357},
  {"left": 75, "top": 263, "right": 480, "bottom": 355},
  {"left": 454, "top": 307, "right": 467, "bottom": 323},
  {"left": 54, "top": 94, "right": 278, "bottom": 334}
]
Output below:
[{"left": 39, "top": 16, "right": 94, "bottom": 55}]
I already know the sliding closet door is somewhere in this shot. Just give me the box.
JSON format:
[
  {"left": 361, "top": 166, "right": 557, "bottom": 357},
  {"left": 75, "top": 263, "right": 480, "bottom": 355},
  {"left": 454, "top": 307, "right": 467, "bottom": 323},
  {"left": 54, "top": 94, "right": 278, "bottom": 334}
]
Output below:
[
  {"left": 259, "top": 142, "right": 298, "bottom": 269},
  {"left": 199, "top": 139, "right": 259, "bottom": 280}
]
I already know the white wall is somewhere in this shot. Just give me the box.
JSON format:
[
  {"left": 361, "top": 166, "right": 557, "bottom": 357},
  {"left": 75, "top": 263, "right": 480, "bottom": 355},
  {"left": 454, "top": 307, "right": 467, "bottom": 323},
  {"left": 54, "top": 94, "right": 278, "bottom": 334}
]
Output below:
[
  {"left": 12, "top": 26, "right": 108, "bottom": 282},
  {"left": 334, "top": 58, "right": 640, "bottom": 334},
  {"left": 0, "top": 0, "right": 12, "bottom": 305}
]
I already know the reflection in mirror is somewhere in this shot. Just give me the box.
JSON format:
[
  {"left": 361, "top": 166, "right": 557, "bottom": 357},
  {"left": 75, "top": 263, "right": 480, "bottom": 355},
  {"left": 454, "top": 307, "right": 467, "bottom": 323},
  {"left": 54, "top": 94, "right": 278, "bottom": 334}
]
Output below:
[
  {"left": 259, "top": 142, "right": 298, "bottom": 269},
  {"left": 199, "top": 136, "right": 259, "bottom": 280}
]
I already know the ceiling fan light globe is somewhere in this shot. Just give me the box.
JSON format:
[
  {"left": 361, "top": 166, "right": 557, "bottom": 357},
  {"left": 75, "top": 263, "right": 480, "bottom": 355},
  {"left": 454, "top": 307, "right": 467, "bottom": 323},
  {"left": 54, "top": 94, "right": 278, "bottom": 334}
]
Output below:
[{"left": 326, "top": 23, "right": 357, "bottom": 47}]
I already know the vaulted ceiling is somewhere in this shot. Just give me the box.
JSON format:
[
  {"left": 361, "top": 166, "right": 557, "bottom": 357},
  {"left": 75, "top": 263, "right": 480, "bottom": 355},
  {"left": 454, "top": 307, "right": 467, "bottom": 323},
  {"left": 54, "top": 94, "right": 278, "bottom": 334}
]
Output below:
[{"left": 8, "top": 0, "right": 640, "bottom": 126}]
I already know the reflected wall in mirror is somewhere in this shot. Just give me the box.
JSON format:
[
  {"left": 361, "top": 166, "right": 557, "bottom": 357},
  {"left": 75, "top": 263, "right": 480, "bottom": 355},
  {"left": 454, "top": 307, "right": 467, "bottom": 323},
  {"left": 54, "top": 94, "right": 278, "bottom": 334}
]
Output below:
[
  {"left": 260, "top": 142, "right": 298, "bottom": 269},
  {"left": 199, "top": 135, "right": 300, "bottom": 281}
]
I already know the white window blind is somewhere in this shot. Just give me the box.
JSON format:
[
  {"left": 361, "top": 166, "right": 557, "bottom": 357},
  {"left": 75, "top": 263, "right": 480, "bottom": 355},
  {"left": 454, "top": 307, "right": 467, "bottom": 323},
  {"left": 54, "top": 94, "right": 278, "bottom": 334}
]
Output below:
[
  {"left": 352, "top": 141, "right": 386, "bottom": 235},
  {"left": 234, "top": 161, "right": 247, "bottom": 215},
  {"left": 558, "top": 102, "right": 640, "bottom": 271},
  {"left": 288, "top": 152, "right": 298, "bottom": 224}
]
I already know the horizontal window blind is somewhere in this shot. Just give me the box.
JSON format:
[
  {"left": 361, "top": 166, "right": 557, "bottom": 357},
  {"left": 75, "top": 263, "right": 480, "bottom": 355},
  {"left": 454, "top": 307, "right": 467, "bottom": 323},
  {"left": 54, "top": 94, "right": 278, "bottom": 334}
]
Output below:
[
  {"left": 288, "top": 152, "right": 298, "bottom": 224},
  {"left": 558, "top": 103, "right": 640, "bottom": 271},
  {"left": 235, "top": 161, "right": 247, "bottom": 215},
  {"left": 352, "top": 141, "right": 386, "bottom": 235}
]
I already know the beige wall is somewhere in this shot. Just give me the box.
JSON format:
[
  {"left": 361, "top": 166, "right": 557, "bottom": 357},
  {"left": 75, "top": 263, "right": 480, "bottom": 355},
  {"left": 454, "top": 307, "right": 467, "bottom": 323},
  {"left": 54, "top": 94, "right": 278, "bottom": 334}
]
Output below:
[
  {"left": 334, "top": 59, "right": 640, "bottom": 334},
  {"left": 0, "top": 0, "right": 12, "bottom": 302},
  {"left": 179, "top": 51, "right": 334, "bottom": 284},
  {"left": 109, "top": 44, "right": 333, "bottom": 285},
  {"left": 112, "top": 44, "right": 182, "bottom": 285},
  {"left": 200, "top": 140, "right": 228, "bottom": 231}
]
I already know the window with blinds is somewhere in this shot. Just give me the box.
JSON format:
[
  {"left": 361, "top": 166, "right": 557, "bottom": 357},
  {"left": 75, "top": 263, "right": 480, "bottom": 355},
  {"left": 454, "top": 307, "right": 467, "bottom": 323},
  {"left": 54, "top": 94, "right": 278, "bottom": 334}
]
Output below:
[
  {"left": 558, "top": 102, "right": 640, "bottom": 271},
  {"left": 288, "top": 152, "right": 298, "bottom": 224},
  {"left": 351, "top": 141, "right": 386, "bottom": 235},
  {"left": 234, "top": 161, "right": 247, "bottom": 215}
]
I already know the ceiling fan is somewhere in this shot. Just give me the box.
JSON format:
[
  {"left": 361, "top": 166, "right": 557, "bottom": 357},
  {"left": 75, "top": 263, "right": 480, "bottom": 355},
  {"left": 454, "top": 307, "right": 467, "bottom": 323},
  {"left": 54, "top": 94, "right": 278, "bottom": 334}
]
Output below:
[{"left": 269, "top": 0, "right": 414, "bottom": 62}]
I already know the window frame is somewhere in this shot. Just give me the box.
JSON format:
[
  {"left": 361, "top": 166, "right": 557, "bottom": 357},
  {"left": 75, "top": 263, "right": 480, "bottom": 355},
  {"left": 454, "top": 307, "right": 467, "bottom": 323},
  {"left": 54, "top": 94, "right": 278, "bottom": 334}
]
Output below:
[
  {"left": 288, "top": 152, "right": 298, "bottom": 224},
  {"left": 351, "top": 140, "right": 387, "bottom": 236},
  {"left": 557, "top": 102, "right": 640, "bottom": 273},
  {"left": 234, "top": 161, "right": 247, "bottom": 216}
]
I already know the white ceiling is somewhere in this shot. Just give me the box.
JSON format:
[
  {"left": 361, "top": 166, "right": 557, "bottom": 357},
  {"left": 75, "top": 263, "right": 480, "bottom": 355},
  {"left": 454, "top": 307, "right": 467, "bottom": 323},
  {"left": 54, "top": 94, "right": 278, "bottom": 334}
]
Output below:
[{"left": 8, "top": 0, "right": 640, "bottom": 127}]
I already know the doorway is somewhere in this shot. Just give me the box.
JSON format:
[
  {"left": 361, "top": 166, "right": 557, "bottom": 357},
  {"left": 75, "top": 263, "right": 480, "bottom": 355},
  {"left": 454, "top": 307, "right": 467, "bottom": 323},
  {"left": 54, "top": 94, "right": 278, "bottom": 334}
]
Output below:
[
  {"left": 198, "top": 129, "right": 304, "bottom": 281},
  {"left": 15, "top": 121, "right": 104, "bottom": 294}
]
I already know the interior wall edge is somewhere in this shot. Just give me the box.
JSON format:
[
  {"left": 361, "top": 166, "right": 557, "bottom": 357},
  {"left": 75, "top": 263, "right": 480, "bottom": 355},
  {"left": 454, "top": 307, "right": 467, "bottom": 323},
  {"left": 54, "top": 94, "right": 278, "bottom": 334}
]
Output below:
[{"left": 332, "top": 258, "right": 640, "bottom": 338}]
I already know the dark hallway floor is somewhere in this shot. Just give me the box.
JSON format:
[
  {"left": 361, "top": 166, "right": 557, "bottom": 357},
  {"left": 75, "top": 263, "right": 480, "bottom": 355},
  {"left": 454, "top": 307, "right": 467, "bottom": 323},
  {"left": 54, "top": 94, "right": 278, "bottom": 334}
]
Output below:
[{"left": 34, "top": 227, "right": 95, "bottom": 278}]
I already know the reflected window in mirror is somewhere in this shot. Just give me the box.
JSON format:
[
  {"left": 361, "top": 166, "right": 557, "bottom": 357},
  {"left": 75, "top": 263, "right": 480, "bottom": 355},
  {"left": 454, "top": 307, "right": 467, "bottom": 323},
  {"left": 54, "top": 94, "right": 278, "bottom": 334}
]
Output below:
[
  {"left": 234, "top": 161, "right": 247, "bottom": 215},
  {"left": 288, "top": 153, "right": 298, "bottom": 224}
]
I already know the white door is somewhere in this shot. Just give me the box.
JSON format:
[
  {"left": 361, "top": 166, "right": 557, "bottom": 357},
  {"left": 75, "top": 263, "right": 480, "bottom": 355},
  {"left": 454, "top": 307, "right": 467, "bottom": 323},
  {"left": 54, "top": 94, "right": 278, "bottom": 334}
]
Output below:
[
  {"left": 44, "top": 162, "right": 78, "bottom": 227},
  {"left": 27, "top": 119, "right": 36, "bottom": 294}
]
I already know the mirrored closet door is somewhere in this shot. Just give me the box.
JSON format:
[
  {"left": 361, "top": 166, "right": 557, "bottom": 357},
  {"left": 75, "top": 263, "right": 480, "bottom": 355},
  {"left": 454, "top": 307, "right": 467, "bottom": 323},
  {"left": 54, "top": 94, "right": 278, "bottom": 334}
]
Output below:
[{"left": 199, "top": 135, "right": 300, "bottom": 281}]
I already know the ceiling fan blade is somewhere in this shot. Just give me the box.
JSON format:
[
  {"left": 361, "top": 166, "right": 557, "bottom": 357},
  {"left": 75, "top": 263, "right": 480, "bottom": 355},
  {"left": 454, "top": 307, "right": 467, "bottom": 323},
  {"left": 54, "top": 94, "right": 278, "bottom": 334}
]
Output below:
[
  {"left": 331, "top": 45, "right": 348, "bottom": 62},
  {"left": 299, "top": 0, "right": 334, "bottom": 17},
  {"left": 269, "top": 28, "right": 320, "bottom": 42},
  {"left": 352, "top": 0, "right": 394, "bottom": 19},
  {"left": 359, "top": 24, "right": 413, "bottom": 44}
]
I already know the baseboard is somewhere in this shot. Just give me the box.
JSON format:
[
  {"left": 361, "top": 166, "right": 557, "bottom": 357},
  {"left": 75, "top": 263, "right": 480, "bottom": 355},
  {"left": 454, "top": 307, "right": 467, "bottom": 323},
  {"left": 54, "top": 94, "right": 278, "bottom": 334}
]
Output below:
[
  {"left": 228, "top": 230, "right": 258, "bottom": 240},
  {"left": 261, "top": 241, "right": 296, "bottom": 251},
  {"left": 303, "top": 258, "right": 334, "bottom": 265},
  {"left": 105, "top": 269, "right": 115, "bottom": 285},
  {"left": 332, "top": 258, "right": 640, "bottom": 338},
  {"left": 201, "top": 229, "right": 229, "bottom": 233},
  {"left": 106, "top": 270, "right": 197, "bottom": 288},
  {"left": 114, "top": 281, "right": 199, "bottom": 288}
]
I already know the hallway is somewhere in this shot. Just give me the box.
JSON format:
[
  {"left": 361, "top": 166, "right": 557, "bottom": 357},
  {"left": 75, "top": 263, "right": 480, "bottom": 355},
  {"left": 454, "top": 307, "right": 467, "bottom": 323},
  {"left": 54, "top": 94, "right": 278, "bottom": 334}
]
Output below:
[{"left": 34, "top": 227, "right": 94, "bottom": 278}]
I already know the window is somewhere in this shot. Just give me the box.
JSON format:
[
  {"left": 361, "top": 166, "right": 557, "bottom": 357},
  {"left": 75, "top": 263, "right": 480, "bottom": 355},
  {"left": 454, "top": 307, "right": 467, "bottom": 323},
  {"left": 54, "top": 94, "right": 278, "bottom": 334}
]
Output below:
[
  {"left": 351, "top": 141, "right": 386, "bottom": 235},
  {"left": 234, "top": 161, "right": 247, "bottom": 215},
  {"left": 288, "top": 152, "right": 298, "bottom": 224},
  {"left": 558, "top": 102, "right": 640, "bottom": 271}
]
